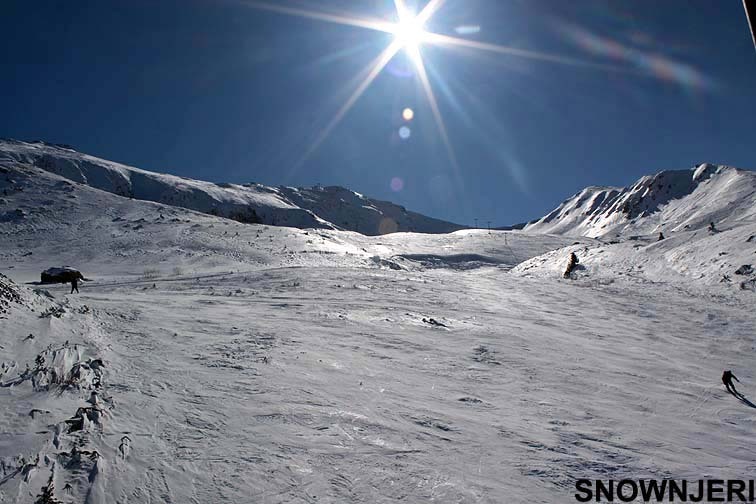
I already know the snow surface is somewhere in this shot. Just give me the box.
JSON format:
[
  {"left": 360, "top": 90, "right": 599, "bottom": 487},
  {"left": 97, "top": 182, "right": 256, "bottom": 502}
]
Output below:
[
  {"left": 517, "top": 162, "right": 756, "bottom": 288},
  {"left": 2, "top": 149, "right": 756, "bottom": 503}
]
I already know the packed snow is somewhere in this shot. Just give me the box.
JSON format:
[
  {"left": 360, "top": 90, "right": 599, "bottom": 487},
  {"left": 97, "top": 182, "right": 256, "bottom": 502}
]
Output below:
[{"left": 2, "top": 147, "right": 756, "bottom": 503}]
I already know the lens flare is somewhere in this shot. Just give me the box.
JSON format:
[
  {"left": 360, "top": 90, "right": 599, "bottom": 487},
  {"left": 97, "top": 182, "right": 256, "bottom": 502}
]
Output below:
[
  {"left": 390, "top": 177, "right": 404, "bottom": 192},
  {"left": 237, "top": 0, "right": 706, "bottom": 173}
]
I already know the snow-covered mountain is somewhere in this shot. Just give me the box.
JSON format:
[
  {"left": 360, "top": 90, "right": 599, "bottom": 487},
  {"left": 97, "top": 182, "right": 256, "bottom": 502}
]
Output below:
[
  {"left": 3, "top": 142, "right": 756, "bottom": 503},
  {"left": 278, "top": 185, "right": 463, "bottom": 235},
  {"left": 523, "top": 163, "right": 756, "bottom": 238},
  {"left": 0, "top": 154, "right": 571, "bottom": 280},
  {"left": 0, "top": 139, "right": 463, "bottom": 235},
  {"left": 512, "top": 163, "right": 756, "bottom": 287}
]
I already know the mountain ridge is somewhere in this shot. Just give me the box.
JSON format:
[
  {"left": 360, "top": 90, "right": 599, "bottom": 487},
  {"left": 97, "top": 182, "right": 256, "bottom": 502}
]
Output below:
[
  {"left": 0, "top": 139, "right": 464, "bottom": 236},
  {"left": 522, "top": 163, "right": 756, "bottom": 238}
]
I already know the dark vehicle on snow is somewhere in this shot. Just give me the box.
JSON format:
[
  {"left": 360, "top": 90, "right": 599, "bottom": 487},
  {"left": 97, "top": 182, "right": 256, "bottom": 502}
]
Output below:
[{"left": 41, "top": 267, "right": 84, "bottom": 284}]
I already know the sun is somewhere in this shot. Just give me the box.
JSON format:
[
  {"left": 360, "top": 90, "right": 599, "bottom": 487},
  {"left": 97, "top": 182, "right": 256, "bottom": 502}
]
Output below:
[
  {"left": 242, "top": 0, "right": 635, "bottom": 173},
  {"left": 391, "top": 14, "right": 427, "bottom": 50}
]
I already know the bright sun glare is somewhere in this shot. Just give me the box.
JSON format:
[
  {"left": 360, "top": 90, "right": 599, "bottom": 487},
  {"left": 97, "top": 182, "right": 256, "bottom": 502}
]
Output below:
[
  {"left": 392, "top": 15, "right": 427, "bottom": 50},
  {"left": 243, "top": 0, "right": 638, "bottom": 172}
]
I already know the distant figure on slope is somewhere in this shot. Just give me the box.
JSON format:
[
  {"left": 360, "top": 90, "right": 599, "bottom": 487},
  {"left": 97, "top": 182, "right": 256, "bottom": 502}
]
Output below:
[
  {"left": 723, "top": 370, "right": 741, "bottom": 396},
  {"left": 709, "top": 221, "right": 717, "bottom": 233},
  {"left": 563, "top": 252, "right": 579, "bottom": 279},
  {"left": 658, "top": 232, "right": 665, "bottom": 241},
  {"left": 70, "top": 277, "right": 79, "bottom": 294}
]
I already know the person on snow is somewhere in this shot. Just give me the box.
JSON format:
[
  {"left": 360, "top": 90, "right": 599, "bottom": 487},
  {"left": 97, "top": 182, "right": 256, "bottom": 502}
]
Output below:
[
  {"left": 563, "top": 252, "right": 579, "bottom": 279},
  {"left": 723, "top": 370, "right": 741, "bottom": 396},
  {"left": 70, "top": 277, "right": 79, "bottom": 294},
  {"left": 658, "top": 232, "right": 665, "bottom": 241}
]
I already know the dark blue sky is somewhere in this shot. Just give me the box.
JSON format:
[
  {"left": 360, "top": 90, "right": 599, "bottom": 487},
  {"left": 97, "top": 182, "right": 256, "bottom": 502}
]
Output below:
[{"left": 2, "top": 1, "right": 755, "bottom": 226}]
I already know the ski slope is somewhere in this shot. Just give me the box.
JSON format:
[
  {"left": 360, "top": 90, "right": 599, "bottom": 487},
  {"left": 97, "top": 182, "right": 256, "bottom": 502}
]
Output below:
[
  {"left": 2, "top": 150, "right": 756, "bottom": 503},
  {"left": 516, "top": 162, "right": 756, "bottom": 289}
]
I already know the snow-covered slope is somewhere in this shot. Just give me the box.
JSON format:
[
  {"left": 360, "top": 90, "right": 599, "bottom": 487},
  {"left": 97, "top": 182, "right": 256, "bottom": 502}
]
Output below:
[
  {"left": 0, "top": 274, "right": 112, "bottom": 504},
  {"left": 523, "top": 163, "right": 756, "bottom": 238},
  {"left": 512, "top": 222, "right": 756, "bottom": 289},
  {"left": 514, "top": 163, "right": 756, "bottom": 287},
  {"left": 279, "top": 185, "right": 464, "bottom": 235},
  {"left": 0, "top": 157, "right": 571, "bottom": 282},
  {"left": 0, "top": 139, "right": 332, "bottom": 230},
  {"left": 0, "top": 139, "right": 464, "bottom": 235},
  {"left": 3, "top": 149, "right": 756, "bottom": 503}
]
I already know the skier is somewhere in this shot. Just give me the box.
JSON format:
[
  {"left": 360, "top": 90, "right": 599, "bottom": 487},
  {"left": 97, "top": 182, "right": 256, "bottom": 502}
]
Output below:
[
  {"left": 563, "top": 252, "right": 579, "bottom": 279},
  {"left": 722, "top": 370, "right": 741, "bottom": 396},
  {"left": 658, "top": 232, "right": 665, "bottom": 241},
  {"left": 709, "top": 221, "right": 717, "bottom": 233},
  {"left": 70, "top": 277, "right": 79, "bottom": 294}
]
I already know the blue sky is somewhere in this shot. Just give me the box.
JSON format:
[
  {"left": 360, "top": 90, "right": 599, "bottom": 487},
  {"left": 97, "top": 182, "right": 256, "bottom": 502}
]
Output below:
[{"left": 2, "top": 0, "right": 755, "bottom": 226}]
